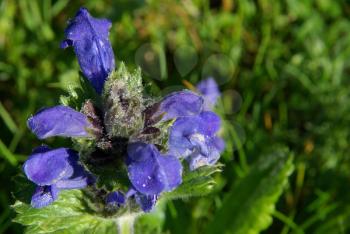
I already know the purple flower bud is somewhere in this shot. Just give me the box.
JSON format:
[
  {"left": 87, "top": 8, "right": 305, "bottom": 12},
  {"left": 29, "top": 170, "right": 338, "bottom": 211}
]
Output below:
[
  {"left": 196, "top": 77, "right": 220, "bottom": 110},
  {"left": 127, "top": 142, "right": 182, "bottom": 195},
  {"left": 61, "top": 7, "right": 115, "bottom": 94},
  {"left": 169, "top": 111, "right": 224, "bottom": 170},
  {"left": 31, "top": 185, "right": 59, "bottom": 209},
  {"left": 157, "top": 90, "right": 204, "bottom": 121},
  {"left": 106, "top": 191, "right": 125, "bottom": 207},
  {"left": 27, "top": 105, "right": 92, "bottom": 139}
]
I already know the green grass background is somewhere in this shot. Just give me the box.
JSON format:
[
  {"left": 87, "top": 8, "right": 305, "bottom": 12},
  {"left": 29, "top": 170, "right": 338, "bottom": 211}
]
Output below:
[{"left": 1, "top": 0, "right": 350, "bottom": 233}]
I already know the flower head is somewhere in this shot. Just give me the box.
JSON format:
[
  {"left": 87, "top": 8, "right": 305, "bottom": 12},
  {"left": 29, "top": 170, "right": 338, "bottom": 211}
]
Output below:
[
  {"left": 61, "top": 7, "right": 115, "bottom": 94},
  {"left": 21, "top": 8, "right": 225, "bottom": 215}
]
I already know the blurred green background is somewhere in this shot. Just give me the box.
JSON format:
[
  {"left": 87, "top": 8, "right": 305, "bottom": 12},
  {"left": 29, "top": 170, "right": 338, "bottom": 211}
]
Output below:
[{"left": 1, "top": 0, "right": 350, "bottom": 233}]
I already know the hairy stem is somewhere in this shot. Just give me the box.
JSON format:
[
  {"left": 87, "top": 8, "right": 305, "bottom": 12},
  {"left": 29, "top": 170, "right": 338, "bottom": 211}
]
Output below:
[{"left": 116, "top": 214, "right": 137, "bottom": 234}]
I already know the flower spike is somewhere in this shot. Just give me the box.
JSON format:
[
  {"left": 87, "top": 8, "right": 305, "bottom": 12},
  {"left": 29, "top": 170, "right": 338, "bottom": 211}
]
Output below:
[{"left": 19, "top": 7, "right": 225, "bottom": 220}]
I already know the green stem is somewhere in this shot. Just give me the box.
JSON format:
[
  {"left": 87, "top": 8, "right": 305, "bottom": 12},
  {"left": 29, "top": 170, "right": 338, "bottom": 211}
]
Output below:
[{"left": 117, "top": 214, "right": 137, "bottom": 234}]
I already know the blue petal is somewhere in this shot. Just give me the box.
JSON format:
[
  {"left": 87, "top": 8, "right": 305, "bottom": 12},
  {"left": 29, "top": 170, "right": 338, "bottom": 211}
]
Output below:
[
  {"left": 168, "top": 116, "right": 200, "bottom": 158},
  {"left": 55, "top": 167, "right": 93, "bottom": 189},
  {"left": 27, "top": 105, "right": 92, "bottom": 139},
  {"left": 61, "top": 7, "right": 115, "bottom": 94},
  {"left": 187, "top": 135, "right": 225, "bottom": 170},
  {"left": 125, "top": 187, "right": 137, "bottom": 198},
  {"left": 135, "top": 193, "right": 157, "bottom": 212},
  {"left": 212, "top": 136, "right": 225, "bottom": 152},
  {"left": 55, "top": 177, "right": 89, "bottom": 189},
  {"left": 169, "top": 111, "right": 221, "bottom": 158},
  {"left": 187, "top": 137, "right": 222, "bottom": 170},
  {"left": 158, "top": 90, "right": 204, "bottom": 121},
  {"left": 196, "top": 77, "right": 220, "bottom": 110},
  {"left": 24, "top": 147, "right": 77, "bottom": 186},
  {"left": 127, "top": 142, "right": 182, "bottom": 195},
  {"left": 169, "top": 110, "right": 224, "bottom": 170},
  {"left": 105, "top": 191, "right": 125, "bottom": 207},
  {"left": 31, "top": 185, "right": 59, "bottom": 208},
  {"left": 188, "top": 133, "right": 210, "bottom": 156},
  {"left": 198, "top": 111, "right": 221, "bottom": 136}
]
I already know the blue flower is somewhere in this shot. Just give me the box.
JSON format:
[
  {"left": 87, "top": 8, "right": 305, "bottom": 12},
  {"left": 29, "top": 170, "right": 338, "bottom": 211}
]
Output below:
[
  {"left": 25, "top": 109, "right": 93, "bottom": 208},
  {"left": 61, "top": 7, "right": 115, "bottom": 94},
  {"left": 169, "top": 111, "right": 224, "bottom": 170},
  {"left": 23, "top": 146, "right": 92, "bottom": 208},
  {"left": 27, "top": 105, "right": 92, "bottom": 139},
  {"left": 196, "top": 77, "right": 220, "bottom": 110},
  {"left": 126, "top": 142, "right": 182, "bottom": 196},
  {"left": 161, "top": 79, "right": 224, "bottom": 170},
  {"left": 25, "top": 105, "right": 95, "bottom": 208}
]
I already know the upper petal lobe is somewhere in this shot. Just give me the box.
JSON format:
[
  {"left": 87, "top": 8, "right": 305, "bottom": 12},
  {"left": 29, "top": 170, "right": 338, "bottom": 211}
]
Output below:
[{"left": 27, "top": 105, "right": 92, "bottom": 139}]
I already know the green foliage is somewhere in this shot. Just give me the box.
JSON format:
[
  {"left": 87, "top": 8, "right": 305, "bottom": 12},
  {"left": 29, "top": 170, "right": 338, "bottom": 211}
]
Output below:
[
  {"left": 164, "top": 164, "right": 223, "bottom": 200},
  {"left": 206, "top": 149, "right": 294, "bottom": 234},
  {"left": 13, "top": 190, "right": 117, "bottom": 234}
]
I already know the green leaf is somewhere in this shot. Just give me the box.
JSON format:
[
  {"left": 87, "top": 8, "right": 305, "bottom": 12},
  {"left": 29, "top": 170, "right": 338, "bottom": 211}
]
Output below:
[
  {"left": 0, "top": 139, "right": 18, "bottom": 166},
  {"left": 313, "top": 207, "right": 350, "bottom": 234},
  {"left": 0, "top": 101, "right": 18, "bottom": 134},
  {"left": 12, "top": 190, "right": 117, "bottom": 234},
  {"left": 206, "top": 148, "right": 294, "bottom": 234},
  {"left": 164, "top": 163, "right": 223, "bottom": 200}
]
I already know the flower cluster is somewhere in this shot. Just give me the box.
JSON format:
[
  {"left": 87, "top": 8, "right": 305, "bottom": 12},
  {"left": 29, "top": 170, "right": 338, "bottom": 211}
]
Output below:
[{"left": 23, "top": 8, "right": 224, "bottom": 213}]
